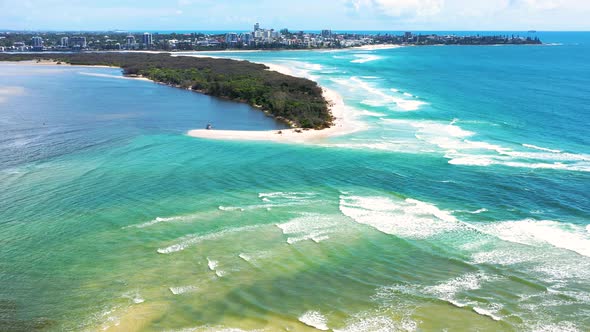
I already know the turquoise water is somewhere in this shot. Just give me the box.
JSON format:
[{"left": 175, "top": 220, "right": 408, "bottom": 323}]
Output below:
[{"left": 1, "top": 32, "right": 589, "bottom": 331}]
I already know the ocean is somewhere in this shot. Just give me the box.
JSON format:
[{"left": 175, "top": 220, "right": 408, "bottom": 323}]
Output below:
[{"left": 0, "top": 32, "right": 589, "bottom": 331}]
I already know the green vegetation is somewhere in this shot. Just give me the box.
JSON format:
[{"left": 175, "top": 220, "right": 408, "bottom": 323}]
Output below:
[{"left": 0, "top": 53, "right": 333, "bottom": 129}]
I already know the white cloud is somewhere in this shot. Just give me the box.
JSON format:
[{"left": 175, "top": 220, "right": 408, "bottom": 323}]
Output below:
[
  {"left": 520, "top": 0, "right": 563, "bottom": 10},
  {"left": 348, "top": 0, "right": 445, "bottom": 18}
]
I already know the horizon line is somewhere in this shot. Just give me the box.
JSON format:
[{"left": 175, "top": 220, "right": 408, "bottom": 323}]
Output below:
[{"left": 2, "top": 29, "right": 589, "bottom": 33}]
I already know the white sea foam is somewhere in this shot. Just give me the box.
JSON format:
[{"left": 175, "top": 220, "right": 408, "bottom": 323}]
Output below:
[
  {"left": 207, "top": 257, "right": 218, "bottom": 271},
  {"left": 424, "top": 272, "right": 495, "bottom": 301},
  {"left": 333, "top": 315, "right": 414, "bottom": 332},
  {"left": 169, "top": 285, "right": 198, "bottom": 295},
  {"left": 258, "top": 191, "right": 316, "bottom": 200},
  {"left": 276, "top": 213, "right": 338, "bottom": 244},
  {"left": 218, "top": 192, "right": 317, "bottom": 213},
  {"left": 238, "top": 251, "right": 270, "bottom": 264},
  {"left": 379, "top": 118, "right": 590, "bottom": 172},
  {"left": 477, "top": 219, "right": 590, "bottom": 257},
  {"left": 359, "top": 110, "right": 387, "bottom": 117},
  {"left": 157, "top": 225, "right": 261, "bottom": 254},
  {"left": 127, "top": 214, "right": 196, "bottom": 229},
  {"left": 298, "top": 311, "right": 330, "bottom": 330},
  {"left": 523, "top": 144, "right": 562, "bottom": 153},
  {"left": 473, "top": 307, "right": 502, "bottom": 321},
  {"left": 218, "top": 206, "right": 245, "bottom": 212},
  {"left": 530, "top": 321, "right": 581, "bottom": 332},
  {"left": 339, "top": 194, "right": 465, "bottom": 239},
  {"left": 206, "top": 258, "right": 226, "bottom": 277},
  {"left": 122, "top": 291, "right": 145, "bottom": 304},
  {"left": 333, "top": 76, "right": 426, "bottom": 111},
  {"left": 238, "top": 253, "right": 252, "bottom": 262},
  {"left": 351, "top": 54, "right": 382, "bottom": 64}
]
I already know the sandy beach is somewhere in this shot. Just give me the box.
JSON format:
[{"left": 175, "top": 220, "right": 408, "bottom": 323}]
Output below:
[
  {"left": 1, "top": 59, "right": 120, "bottom": 69},
  {"left": 2, "top": 58, "right": 362, "bottom": 143},
  {"left": 187, "top": 62, "right": 364, "bottom": 143},
  {"left": 351, "top": 44, "right": 403, "bottom": 51},
  {"left": 187, "top": 86, "right": 362, "bottom": 143}
]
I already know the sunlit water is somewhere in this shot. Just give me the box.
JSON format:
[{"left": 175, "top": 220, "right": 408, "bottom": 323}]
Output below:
[{"left": 1, "top": 32, "right": 589, "bottom": 331}]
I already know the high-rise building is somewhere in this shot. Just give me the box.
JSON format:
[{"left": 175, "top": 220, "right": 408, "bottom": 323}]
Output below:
[
  {"left": 254, "top": 23, "right": 260, "bottom": 31},
  {"left": 70, "top": 36, "right": 87, "bottom": 49},
  {"left": 60, "top": 37, "right": 69, "bottom": 47},
  {"left": 126, "top": 35, "right": 136, "bottom": 47},
  {"left": 225, "top": 33, "right": 238, "bottom": 45},
  {"left": 31, "top": 36, "right": 43, "bottom": 50},
  {"left": 242, "top": 33, "right": 253, "bottom": 45},
  {"left": 143, "top": 33, "right": 153, "bottom": 47},
  {"left": 321, "top": 29, "right": 332, "bottom": 38}
]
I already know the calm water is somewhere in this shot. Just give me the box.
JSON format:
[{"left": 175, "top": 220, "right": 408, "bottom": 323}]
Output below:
[{"left": 1, "top": 32, "right": 589, "bottom": 331}]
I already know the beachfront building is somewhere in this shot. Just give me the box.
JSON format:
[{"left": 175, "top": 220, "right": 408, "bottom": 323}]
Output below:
[
  {"left": 143, "top": 33, "right": 153, "bottom": 48},
  {"left": 70, "top": 36, "right": 87, "bottom": 49},
  {"left": 31, "top": 36, "right": 43, "bottom": 51},
  {"left": 126, "top": 35, "right": 137, "bottom": 49},
  {"left": 225, "top": 32, "right": 239, "bottom": 46}
]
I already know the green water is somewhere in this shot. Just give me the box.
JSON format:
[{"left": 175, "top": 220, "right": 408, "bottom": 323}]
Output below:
[{"left": 1, "top": 33, "right": 590, "bottom": 332}]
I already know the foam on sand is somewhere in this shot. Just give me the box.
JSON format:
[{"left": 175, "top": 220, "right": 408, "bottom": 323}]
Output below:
[
  {"left": 333, "top": 314, "right": 416, "bottom": 332},
  {"left": 472, "top": 307, "right": 502, "bottom": 321},
  {"left": 276, "top": 213, "right": 339, "bottom": 244},
  {"left": 169, "top": 285, "right": 198, "bottom": 295},
  {"left": 424, "top": 272, "right": 494, "bottom": 300},
  {"left": 122, "top": 291, "right": 145, "bottom": 304},
  {"left": 238, "top": 251, "right": 270, "bottom": 265},
  {"left": 298, "top": 311, "right": 330, "bottom": 330},
  {"left": 207, "top": 257, "right": 219, "bottom": 271},
  {"left": 157, "top": 225, "right": 261, "bottom": 254}
]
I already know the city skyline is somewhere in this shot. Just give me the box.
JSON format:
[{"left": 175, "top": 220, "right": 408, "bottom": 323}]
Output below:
[{"left": 1, "top": 0, "right": 590, "bottom": 31}]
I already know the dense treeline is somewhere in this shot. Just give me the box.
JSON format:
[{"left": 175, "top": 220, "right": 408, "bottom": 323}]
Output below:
[{"left": 0, "top": 53, "right": 333, "bottom": 129}]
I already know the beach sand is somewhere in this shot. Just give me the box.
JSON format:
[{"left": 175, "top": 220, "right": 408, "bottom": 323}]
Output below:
[
  {"left": 2, "top": 58, "right": 363, "bottom": 143},
  {"left": 187, "top": 86, "right": 362, "bottom": 143},
  {"left": 187, "top": 62, "right": 364, "bottom": 143}
]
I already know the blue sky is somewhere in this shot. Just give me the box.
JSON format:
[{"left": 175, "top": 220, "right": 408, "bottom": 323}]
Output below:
[{"left": 1, "top": 0, "right": 589, "bottom": 31}]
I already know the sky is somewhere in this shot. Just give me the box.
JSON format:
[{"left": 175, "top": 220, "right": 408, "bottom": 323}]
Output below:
[{"left": 1, "top": 0, "right": 589, "bottom": 31}]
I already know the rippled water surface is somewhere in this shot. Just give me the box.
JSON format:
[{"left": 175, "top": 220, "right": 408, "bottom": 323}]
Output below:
[{"left": 1, "top": 32, "right": 589, "bottom": 331}]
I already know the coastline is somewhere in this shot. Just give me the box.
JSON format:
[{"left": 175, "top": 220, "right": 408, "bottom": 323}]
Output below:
[
  {"left": 187, "top": 62, "right": 364, "bottom": 143},
  {"left": 2, "top": 58, "right": 361, "bottom": 143}
]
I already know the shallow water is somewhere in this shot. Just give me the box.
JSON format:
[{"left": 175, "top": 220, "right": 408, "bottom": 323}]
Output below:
[{"left": 1, "top": 32, "right": 589, "bottom": 331}]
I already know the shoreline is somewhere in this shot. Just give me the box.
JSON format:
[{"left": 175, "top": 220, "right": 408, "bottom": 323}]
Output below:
[
  {"left": 2, "top": 58, "right": 362, "bottom": 143},
  {"left": 187, "top": 62, "right": 364, "bottom": 143}
]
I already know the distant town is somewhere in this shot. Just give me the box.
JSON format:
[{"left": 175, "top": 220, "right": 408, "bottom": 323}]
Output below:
[{"left": 0, "top": 23, "right": 542, "bottom": 52}]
